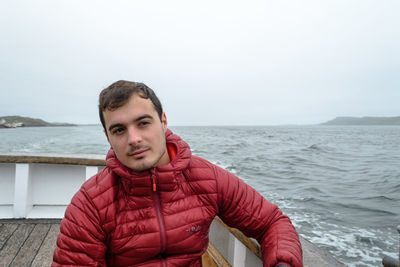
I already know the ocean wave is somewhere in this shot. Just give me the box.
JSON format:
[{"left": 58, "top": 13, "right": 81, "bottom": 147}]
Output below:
[
  {"left": 335, "top": 202, "right": 398, "bottom": 216},
  {"left": 356, "top": 195, "right": 397, "bottom": 202},
  {"left": 387, "top": 183, "right": 400, "bottom": 194},
  {"left": 294, "top": 214, "right": 398, "bottom": 267}
]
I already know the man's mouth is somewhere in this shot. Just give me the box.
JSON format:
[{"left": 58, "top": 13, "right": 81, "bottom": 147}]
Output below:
[{"left": 128, "top": 148, "right": 149, "bottom": 158}]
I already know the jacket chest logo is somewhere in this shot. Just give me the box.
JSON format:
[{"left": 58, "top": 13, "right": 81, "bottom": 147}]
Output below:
[{"left": 186, "top": 225, "right": 201, "bottom": 233}]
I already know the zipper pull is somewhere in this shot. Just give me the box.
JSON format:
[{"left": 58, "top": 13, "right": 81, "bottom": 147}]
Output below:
[{"left": 152, "top": 174, "right": 157, "bottom": 192}]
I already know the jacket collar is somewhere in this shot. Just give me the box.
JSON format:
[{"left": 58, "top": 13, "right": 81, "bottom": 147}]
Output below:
[{"left": 105, "top": 129, "right": 191, "bottom": 194}]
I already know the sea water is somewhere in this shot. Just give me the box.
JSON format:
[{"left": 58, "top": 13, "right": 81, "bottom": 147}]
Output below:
[{"left": 1, "top": 125, "right": 399, "bottom": 267}]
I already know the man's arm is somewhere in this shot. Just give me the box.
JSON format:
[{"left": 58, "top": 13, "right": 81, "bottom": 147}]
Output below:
[
  {"left": 52, "top": 188, "right": 107, "bottom": 266},
  {"left": 215, "top": 165, "right": 303, "bottom": 267}
]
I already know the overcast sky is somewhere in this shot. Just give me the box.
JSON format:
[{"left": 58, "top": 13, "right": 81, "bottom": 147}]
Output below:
[{"left": 1, "top": 0, "right": 399, "bottom": 126}]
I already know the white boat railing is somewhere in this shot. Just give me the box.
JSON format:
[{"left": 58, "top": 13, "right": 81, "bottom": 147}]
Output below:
[
  {"left": 208, "top": 216, "right": 262, "bottom": 266},
  {"left": 0, "top": 153, "right": 105, "bottom": 219}
]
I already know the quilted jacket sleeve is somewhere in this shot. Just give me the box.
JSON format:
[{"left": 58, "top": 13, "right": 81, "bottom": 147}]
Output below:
[
  {"left": 215, "top": 165, "right": 303, "bottom": 267},
  {"left": 52, "top": 187, "right": 107, "bottom": 266}
]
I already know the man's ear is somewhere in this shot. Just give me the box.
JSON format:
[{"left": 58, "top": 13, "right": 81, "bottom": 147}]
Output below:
[{"left": 161, "top": 112, "right": 167, "bottom": 130}]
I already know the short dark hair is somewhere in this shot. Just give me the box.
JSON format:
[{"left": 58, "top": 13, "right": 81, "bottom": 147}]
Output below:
[{"left": 98, "top": 80, "right": 163, "bottom": 131}]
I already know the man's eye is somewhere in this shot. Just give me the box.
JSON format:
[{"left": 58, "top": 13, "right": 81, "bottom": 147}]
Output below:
[
  {"left": 139, "top": 121, "right": 150, "bottom": 127},
  {"left": 112, "top": 128, "right": 124, "bottom": 135}
]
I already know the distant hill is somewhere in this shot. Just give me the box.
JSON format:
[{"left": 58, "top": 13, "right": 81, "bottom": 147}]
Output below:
[
  {"left": 0, "top": 116, "right": 76, "bottom": 128},
  {"left": 321, "top": 116, "right": 400, "bottom": 125}
]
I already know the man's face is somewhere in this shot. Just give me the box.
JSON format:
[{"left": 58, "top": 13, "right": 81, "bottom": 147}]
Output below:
[{"left": 103, "top": 94, "right": 169, "bottom": 171}]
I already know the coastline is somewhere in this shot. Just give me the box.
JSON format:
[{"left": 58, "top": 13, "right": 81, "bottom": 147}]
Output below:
[{"left": 0, "top": 116, "right": 76, "bottom": 128}]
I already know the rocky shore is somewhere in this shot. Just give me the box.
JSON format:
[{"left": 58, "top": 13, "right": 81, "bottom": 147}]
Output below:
[
  {"left": 321, "top": 116, "right": 400, "bottom": 125},
  {"left": 0, "top": 116, "right": 76, "bottom": 128}
]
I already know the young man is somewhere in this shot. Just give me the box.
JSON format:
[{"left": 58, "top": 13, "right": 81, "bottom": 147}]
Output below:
[{"left": 52, "top": 80, "right": 303, "bottom": 267}]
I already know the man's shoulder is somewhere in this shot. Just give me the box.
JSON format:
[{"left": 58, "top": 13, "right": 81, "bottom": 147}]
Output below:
[
  {"left": 188, "top": 155, "right": 215, "bottom": 171},
  {"left": 80, "top": 167, "right": 118, "bottom": 199},
  {"left": 186, "top": 155, "right": 231, "bottom": 180},
  {"left": 189, "top": 155, "right": 231, "bottom": 172}
]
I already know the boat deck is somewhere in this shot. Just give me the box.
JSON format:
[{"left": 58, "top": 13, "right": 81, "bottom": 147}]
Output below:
[
  {"left": 0, "top": 219, "right": 346, "bottom": 266},
  {"left": 0, "top": 219, "right": 60, "bottom": 266}
]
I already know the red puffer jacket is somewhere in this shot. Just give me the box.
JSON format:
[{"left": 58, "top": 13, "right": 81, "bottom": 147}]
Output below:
[{"left": 53, "top": 130, "right": 302, "bottom": 267}]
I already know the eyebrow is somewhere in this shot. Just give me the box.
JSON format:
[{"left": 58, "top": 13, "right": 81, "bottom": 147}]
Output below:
[{"left": 108, "top": 114, "right": 154, "bottom": 132}]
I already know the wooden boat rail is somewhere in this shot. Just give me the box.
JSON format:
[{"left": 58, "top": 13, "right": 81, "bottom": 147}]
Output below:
[{"left": 0, "top": 152, "right": 106, "bottom": 166}]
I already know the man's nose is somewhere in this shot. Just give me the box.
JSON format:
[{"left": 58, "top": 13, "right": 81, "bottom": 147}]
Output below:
[{"left": 127, "top": 128, "right": 142, "bottom": 145}]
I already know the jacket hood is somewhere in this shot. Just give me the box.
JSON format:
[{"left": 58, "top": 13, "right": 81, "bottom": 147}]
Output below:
[{"left": 105, "top": 129, "right": 191, "bottom": 179}]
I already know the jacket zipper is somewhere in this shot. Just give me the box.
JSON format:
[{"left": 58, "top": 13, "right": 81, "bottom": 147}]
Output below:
[{"left": 151, "top": 172, "right": 167, "bottom": 267}]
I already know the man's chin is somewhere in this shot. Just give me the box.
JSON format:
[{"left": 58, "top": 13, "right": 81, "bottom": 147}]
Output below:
[{"left": 126, "top": 160, "right": 153, "bottom": 172}]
